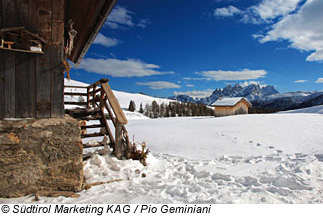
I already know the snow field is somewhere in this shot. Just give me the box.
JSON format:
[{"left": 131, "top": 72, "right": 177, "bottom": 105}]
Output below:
[
  {"left": 3, "top": 112, "right": 323, "bottom": 204},
  {"left": 2, "top": 79, "right": 323, "bottom": 204}
]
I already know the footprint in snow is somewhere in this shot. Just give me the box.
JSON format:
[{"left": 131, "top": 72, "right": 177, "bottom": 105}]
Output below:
[
  {"left": 256, "top": 143, "right": 262, "bottom": 147},
  {"left": 268, "top": 146, "right": 274, "bottom": 149},
  {"left": 315, "top": 154, "right": 323, "bottom": 162}
]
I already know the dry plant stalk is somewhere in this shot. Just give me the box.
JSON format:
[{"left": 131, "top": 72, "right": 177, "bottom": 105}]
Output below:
[
  {"left": 83, "top": 179, "right": 123, "bottom": 190},
  {"left": 34, "top": 190, "right": 80, "bottom": 201}
]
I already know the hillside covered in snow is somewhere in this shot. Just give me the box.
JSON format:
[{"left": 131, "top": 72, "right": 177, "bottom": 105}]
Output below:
[
  {"left": 3, "top": 80, "right": 323, "bottom": 204},
  {"left": 65, "top": 79, "right": 174, "bottom": 109}
]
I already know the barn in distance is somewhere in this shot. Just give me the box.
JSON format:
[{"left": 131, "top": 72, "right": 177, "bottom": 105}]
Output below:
[{"left": 212, "top": 97, "right": 252, "bottom": 117}]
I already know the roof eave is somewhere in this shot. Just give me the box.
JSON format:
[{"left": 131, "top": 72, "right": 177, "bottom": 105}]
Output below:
[{"left": 73, "top": 0, "right": 117, "bottom": 67}]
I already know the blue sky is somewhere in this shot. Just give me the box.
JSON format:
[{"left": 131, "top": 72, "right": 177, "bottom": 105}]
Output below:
[{"left": 71, "top": 0, "right": 323, "bottom": 98}]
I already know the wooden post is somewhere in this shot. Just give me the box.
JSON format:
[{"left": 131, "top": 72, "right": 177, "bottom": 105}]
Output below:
[
  {"left": 86, "top": 86, "right": 90, "bottom": 109},
  {"left": 100, "top": 88, "right": 104, "bottom": 110},
  {"left": 115, "top": 123, "right": 123, "bottom": 160},
  {"left": 92, "top": 85, "right": 96, "bottom": 108}
]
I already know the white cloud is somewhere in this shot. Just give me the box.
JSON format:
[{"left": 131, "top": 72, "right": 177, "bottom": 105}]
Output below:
[
  {"left": 78, "top": 58, "right": 174, "bottom": 77},
  {"left": 93, "top": 33, "right": 119, "bottom": 47},
  {"left": 307, "top": 50, "right": 323, "bottom": 62},
  {"left": 106, "top": 6, "right": 134, "bottom": 29},
  {"left": 214, "top": 6, "right": 242, "bottom": 17},
  {"left": 136, "top": 81, "right": 181, "bottom": 90},
  {"left": 239, "top": 81, "right": 267, "bottom": 88},
  {"left": 212, "top": 0, "right": 323, "bottom": 62},
  {"left": 137, "top": 19, "right": 150, "bottom": 28},
  {"left": 294, "top": 80, "right": 308, "bottom": 83},
  {"left": 259, "top": 0, "right": 323, "bottom": 62},
  {"left": 250, "top": 0, "right": 303, "bottom": 21},
  {"left": 183, "top": 77, "right": 206, "bottom": 81},
  {"left": 315, "top": 78, "right": 323, "bottom": 83},
  {"left": 196, "top": 69, "right": 267, "bottom": 81},
  {"left": 186, "top": 84, "right": 195, "bottom": 87},
  {"left": 106, "top": 6, "right": 149, "bottom": 29},
  {"left": 174, "top": 90, "right": 213, "bottom": 99}
]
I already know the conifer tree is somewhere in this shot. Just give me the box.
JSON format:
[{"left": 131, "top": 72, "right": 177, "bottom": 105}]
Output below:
[
  {"left": 128, "top": 100, "right": 136, "bottom": 112},
  {"left": 139, "top": 103, "right": 144, "bottom": 114}
]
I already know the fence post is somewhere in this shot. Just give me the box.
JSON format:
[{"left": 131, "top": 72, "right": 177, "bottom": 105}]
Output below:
[
  {"left": 86, "top": 87, "right": 90, "bottom": 109},
  {"left": 115, "top": 123, "right": 124, "bottom": 159}
]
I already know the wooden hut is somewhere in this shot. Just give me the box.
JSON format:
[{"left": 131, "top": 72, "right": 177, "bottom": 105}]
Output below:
[
  {"left": 0, "top": 0, "right": 117, "bottom": 119},
  {"left": 212, "top": 97, "right": 252, "bottom": 117}
]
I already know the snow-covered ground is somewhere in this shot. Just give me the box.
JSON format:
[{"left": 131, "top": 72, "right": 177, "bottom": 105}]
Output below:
[
  {"left": 280, "top": 105, "right": 323, "bottom": 114},
  {"left": 2, "top": 79, "right": 323, "bottom": 204},
  {"left": 2, "top": 113, "right": 323, "bottom": 204}
]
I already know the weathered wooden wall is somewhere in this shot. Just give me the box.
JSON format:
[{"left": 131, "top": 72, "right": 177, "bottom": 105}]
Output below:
[
  {"left": 0, "top": 0, "right": 65, "bottom": 119},
  {"left": 215, "top": 101, "right": 249, "bottom": 117}
]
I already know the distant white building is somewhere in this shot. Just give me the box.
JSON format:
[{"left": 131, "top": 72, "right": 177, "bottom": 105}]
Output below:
[{"left": 211, "top": 97, "right": 252, "bottom": 117}]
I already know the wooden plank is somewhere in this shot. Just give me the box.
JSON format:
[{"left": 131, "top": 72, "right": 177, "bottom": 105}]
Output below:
[
  {"left": 81, "top": 132, "right": 105, "bottom": 138},
  {"left": 2, "top": 0, "right": 16, "bottom": 118},
  {"left": 28, "top": 0, "right": 37, "bottom": 118},
  {"left": 64, "top": 92, "right": 88, "bottom": 96},
  {"left": 0, "top": 27, "right": 46, "bottom": 43},
  {"left": 0, "top": 47, "right": 44, "bottom": 54},
  {"left": 63, "top": 101, "right": 87, "bottom": 106},
  {"left": 81, "top": 124, "right": 103, "bottom": 129},
  {"left": 83, "top": 143, "right": 105, "bottom": 149},
  {"left": 36, "top": 0, "right": 52, "bottom": 118},
  {"left": 0, "top": 0, "right": 4, "bottom": 118},
  {"left": 50, "top": 0, "right": 64, "bottom": 117},
  {"left": 78, "top": 116, "right": 102, "bottom": 121},
  {"left": 102, "top": 83, "right": 128, "bottom": 124},
  {"left": 64, "top": 85, "right": 88, "bottom": 89},
  {"left": 15, "top": 0, "right": 29, "bottom": 117},
  {"left": 88, "top": 78, "right": 109, "bottom": 88}
]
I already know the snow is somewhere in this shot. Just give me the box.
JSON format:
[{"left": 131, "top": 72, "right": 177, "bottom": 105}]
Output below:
[
  {"left": 2, "top": 112, "right": 323, "bottom": 204},
  {"left": 2, "top": 79, "right": 323, "bottom": 204},
  {"left": 211, "top": 97, "right": 249, "bottom": 106},
  {"left": 280, "top": 105, "right": 323, "bottom": 114},
  {"left": 64, "top": 79, "right": 174, "bottom": 111}
]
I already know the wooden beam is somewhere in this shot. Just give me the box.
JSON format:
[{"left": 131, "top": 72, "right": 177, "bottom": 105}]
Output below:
[
  {"left": 88, "top": 78, "right": 109, "bottom": 88},
  {"left": 64, "top": 92, "right": 87, "bottom": 96},
  {"left": 50, "top": 0, "right": 65, "bottom": 117},
  {"left": 115, "top": 123, "right": 123, "bottom": 160},
  {"left": 0, "top": 47, "right": 44, "bottom": 54},
  {"left": 64, "top": 85, "right": 88, "bottom": 89},
  {"left": 64, "top": 101, "right": 87, "bottom": 106},
  {"left": 15, "top": 0, "right": 29, "bottom": 118},
  {"left": 0, "top": 0, "right": 4, "bottom": 118},
  {"left": 28, "top": 0, "right": 37, "bottom": 118},
  {"left": 3, "top": 0, "right": 16, "bottom": 118},
  {"left": 102, "top": 82, "right": 128, "bottom": 124},
  {"left": 36, "top": 0, "right": 52, "bottom": 118},
  {"left": 0, "top": 27, "right": 47, "bottom": 44}
]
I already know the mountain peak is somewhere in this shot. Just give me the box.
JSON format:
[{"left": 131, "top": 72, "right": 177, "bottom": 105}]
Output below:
[{"left": 171, "top": 83, "right": 279, "bottom": 105}]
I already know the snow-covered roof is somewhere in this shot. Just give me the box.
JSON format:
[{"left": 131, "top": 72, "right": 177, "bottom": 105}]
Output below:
[{"left": 211, "top": 97, "right": 251, "bottom": 107}]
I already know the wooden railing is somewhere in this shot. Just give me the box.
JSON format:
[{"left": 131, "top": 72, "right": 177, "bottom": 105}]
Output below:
[{"left": 65, "top": 78, "right": 131, "bottom": 159}]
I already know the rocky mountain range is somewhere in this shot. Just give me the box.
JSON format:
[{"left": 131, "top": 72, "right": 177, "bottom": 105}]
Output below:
[{"left": 169, "top": 83, "right": 323, "bottom": 111}]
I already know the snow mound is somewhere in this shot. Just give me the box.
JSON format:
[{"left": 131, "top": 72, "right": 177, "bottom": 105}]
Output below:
[
  {"left": 280, "top": 105, "right": 323, "bottom": 114},
  {"left": 122, "top": 110, "right": 150, "bottom": 120}
]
